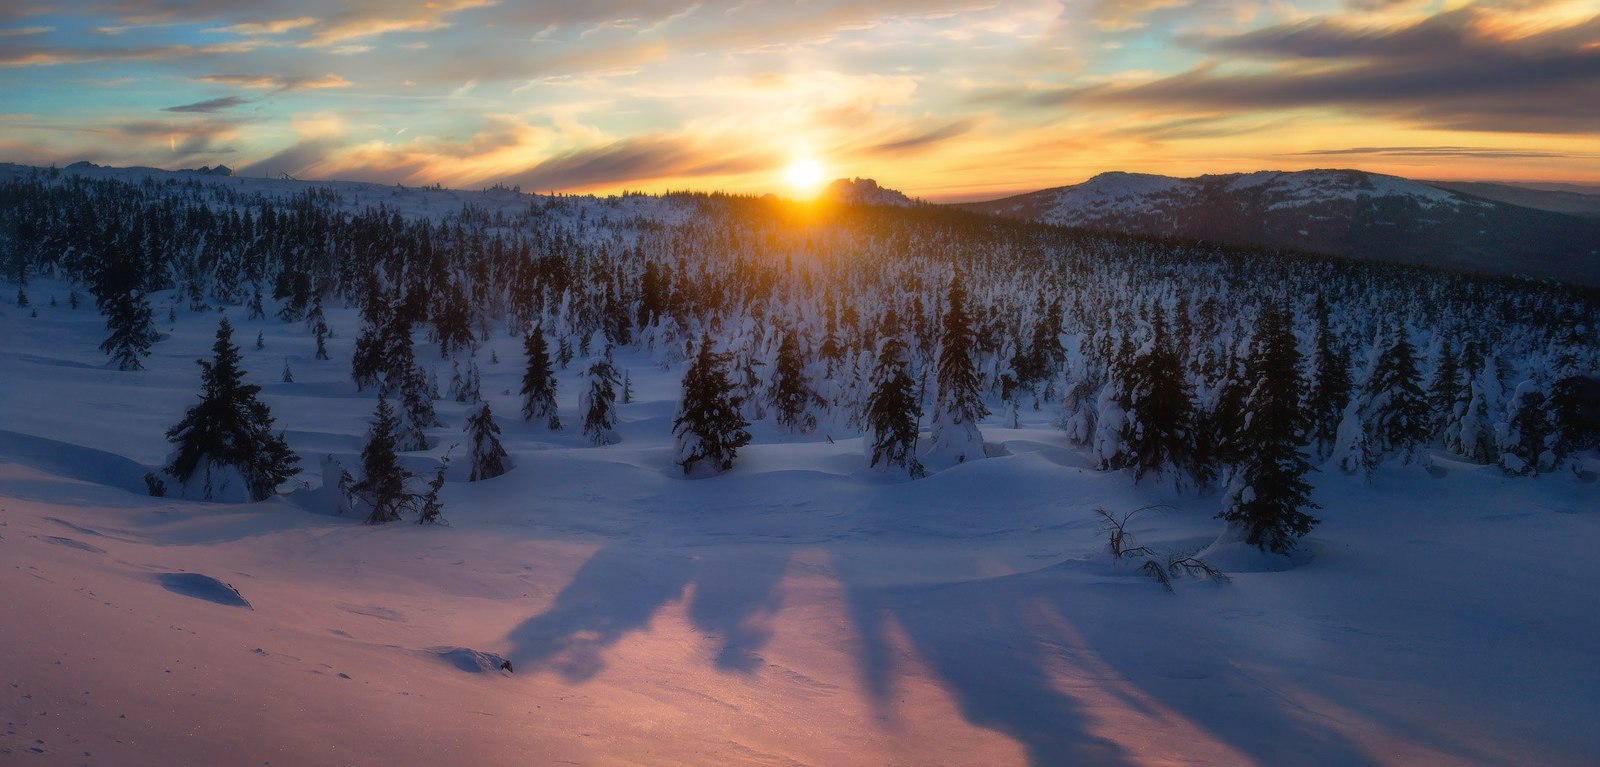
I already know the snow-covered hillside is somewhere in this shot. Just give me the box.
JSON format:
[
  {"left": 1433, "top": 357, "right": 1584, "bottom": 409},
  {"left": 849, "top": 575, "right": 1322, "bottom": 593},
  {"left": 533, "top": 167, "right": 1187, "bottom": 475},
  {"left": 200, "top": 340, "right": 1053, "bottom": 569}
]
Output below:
[
  {"left": 958, "top": 168, "right": 1600, "bottom": 286},
  {"left": 2, "top": 278, "right": 1598, "bottom": 766}
]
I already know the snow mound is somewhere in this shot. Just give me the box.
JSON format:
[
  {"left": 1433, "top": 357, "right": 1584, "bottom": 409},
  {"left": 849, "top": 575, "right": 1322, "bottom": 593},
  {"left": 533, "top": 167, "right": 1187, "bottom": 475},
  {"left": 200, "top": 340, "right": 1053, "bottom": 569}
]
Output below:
[
  {"left": 0, "top": 429, "right": 151, "bottom": 495},
  {"left": 156, "top": 573, "right": 253, "bottom": 608},
  {"left": 424, "top": 646, "right": 513, "bottom": 674}
]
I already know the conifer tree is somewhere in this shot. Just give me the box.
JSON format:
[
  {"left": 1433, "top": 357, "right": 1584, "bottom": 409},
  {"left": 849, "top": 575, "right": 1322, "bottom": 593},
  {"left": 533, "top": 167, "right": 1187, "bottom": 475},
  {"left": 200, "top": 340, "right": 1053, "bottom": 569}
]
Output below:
[
  {"left": 521, "top": 325, "right": 561, "bottom": 429},
  {"left": 673, "top": 335, "right": 753, "bottom": 474},
  {"left": 1444, "top": 350, "right": 1501, "bottom": 463},
  {"left": 930, "top": 272, "right": 988, "bottom": 463},
  {"left": 769, "top": 327, "right": 819, "bottom": 433},
  {"left": 1218, "top": 303, "right": 1319, "bottom": 553},
  {"left": 1121, "top": 308, "right": 1198, "bottom": 484},
  {"left": 464, "top": 401, "right": 509, "bottom": 481},
  {"left": 164, "top": 318, "right": 299, "bottom": 501},
  {"left": 281, "top": 358, "right": 293, "bottom": 383},
  {"left": 93, "top": 249, "right": 158, "bottom": 371},
  {"left": 308, "top": 295, "right": 331, "bottom": 361},
  {"left": 351, "top": 396, "right": 408, "bottom": 524},
  {"left": 1498, "top": 381, "right": 1554, "bottom": 475},
  {"left": 864, "top": 337, "right": 924, "bottom": 478},
  {"left": 395, "top": 365, "right": 437, "bottom": 452},
  {"left": 1342, "top": 329, "right": 1430, "bottom": 472},
  {"left": 1303, "top": 295, "right": 1350, "bottom": 460},
  {"left": 580, "top": 356, "right": 621, "bottom": 445}
]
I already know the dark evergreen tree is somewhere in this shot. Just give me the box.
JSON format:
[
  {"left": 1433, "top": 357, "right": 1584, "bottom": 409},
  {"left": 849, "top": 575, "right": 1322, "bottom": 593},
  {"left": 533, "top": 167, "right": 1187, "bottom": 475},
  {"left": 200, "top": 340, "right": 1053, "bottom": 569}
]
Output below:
[
  {"left": 307, "top": 295, "right": 331, "bottom": 361},
  {"left": 1121, "top": 308, "right": 1198, "bottom": 484},
  {"left": 164, "top": 318, "right": 300, "bottom": 501},
  {"left": 92, "top": 249, "right": 158, "bottom": 371},
  {"left": 580, "top": 356, "right": 621, "bottom": 445},
  {"left": 464, "top": 401, "right": 509, "bottom": 481},
  {"left": 351, "top": 396, "right": 409, "bottom": 524},
  {"left": 521, "top": 325, "right": 561, "bottom": 429},
  {"left": 673, "top": 335, "right": 752, "bottom": 474},
  {"left": 1303, "top": 295, "right": 1351, "bottom": 460},
  {"left": 930, "top": 272, "right": 988, "bottom": 463},
  {"left": 395, "top": 364, "right": 437, "bottom": 452},
  {"left": 281, "top": 358, "right": 293, "bottom": 384},
  {"left": 1218, "top": 303, "right": 1319, "bottom": 554},
  {"left": 1343, "top": 328, "right": 1430, "bottom": 472},
  {"left": 768, "top": 327, "right": 819, "bottom": 433},
  {"left": 1498, "top": 381, "right": 1554, "bottom": 475},
  {"left": 864, "top": 337, "right": 924, "bottom": 478}
]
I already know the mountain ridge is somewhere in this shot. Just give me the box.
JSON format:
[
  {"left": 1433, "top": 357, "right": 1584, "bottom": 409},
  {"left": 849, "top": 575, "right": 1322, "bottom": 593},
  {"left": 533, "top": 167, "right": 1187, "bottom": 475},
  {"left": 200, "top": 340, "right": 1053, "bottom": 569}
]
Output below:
[{"left": 952, "top": 168, "right": 1600, "bottom": 287}]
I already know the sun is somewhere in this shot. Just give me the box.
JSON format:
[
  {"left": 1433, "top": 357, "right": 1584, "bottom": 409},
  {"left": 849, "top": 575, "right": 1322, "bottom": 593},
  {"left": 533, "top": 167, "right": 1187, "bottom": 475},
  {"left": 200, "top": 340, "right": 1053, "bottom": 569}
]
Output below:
[{"left": 783, "top": 157, "right": 825, "bottom": 196}]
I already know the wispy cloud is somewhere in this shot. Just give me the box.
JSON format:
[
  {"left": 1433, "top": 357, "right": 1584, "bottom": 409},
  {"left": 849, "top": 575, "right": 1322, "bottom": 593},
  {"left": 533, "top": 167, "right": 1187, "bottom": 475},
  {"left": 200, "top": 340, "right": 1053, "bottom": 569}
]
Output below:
[{"left": 163, "top": 96, "right": 250, "bottom": 113}]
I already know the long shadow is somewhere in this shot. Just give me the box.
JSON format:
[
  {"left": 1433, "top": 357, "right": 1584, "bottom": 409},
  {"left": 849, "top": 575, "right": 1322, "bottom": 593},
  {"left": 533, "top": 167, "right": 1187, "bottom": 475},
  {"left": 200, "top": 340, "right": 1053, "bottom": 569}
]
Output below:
[
  {"left": 505, "top": 543, "right": 790, "bottom": 681},
  {"left": 834, "top": 554, "right": 1136, "bottom": 767},
  {"left": 686, "top": 548, "right": 790, "bottom": 671},
  {"left": 833, "top": 541, "right": 1381, "bottom": 767}
]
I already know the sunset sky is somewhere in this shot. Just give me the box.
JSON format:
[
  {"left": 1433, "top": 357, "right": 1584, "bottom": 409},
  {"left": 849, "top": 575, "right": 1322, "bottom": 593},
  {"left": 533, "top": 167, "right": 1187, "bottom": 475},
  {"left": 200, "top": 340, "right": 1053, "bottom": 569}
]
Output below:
[{"left": 1, "top": 0, "right": 1596, "bottom": 200}]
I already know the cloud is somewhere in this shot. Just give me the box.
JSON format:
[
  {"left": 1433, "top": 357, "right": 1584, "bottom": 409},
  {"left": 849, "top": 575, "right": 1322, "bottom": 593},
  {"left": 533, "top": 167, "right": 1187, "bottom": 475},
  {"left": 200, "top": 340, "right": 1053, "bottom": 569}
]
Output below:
[
  {"left": 163, "top": 96, "right": 250, "bottom": 113},
  {"left": 208, "top": 17, "right": 316, "bottom": 36},
  {"left": 864, "top": 119, "right": 979, "bottom": 155},
  {"left": 195, "top": 73, "right": 352, "bottom": 91},
  {"left": 1292, "top": 145, "right": 1582, "bottom": 159},
  {"left": 236, "top": 138, "right": 341, "bottom": 178},
  {"left": 1032, "top": 9, "right": 1600, "bottom": 134},
  {"left": 500, "top": 136, "right": 772, "bottom": 191}
]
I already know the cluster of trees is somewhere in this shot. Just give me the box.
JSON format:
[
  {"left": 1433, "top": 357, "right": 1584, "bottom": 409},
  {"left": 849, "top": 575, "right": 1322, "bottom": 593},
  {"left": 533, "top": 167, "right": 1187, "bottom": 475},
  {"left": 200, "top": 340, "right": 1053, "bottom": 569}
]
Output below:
[{"left": 3, "top": 168, "right": 1597, "bottom": 550}]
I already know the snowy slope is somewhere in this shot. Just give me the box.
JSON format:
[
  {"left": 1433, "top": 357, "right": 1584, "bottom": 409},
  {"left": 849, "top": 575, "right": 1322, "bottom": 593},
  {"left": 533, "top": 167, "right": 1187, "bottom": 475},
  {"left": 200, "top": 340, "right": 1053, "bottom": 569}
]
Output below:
[
  {"left": 958, "top": 169, "right": 1600, "bottom": 286},
  {"left": 3, "top": 280, "right": 1599, "bottom": 766},
  {"left": 0, "top": 162, "right": 693, "bottom": 226}
]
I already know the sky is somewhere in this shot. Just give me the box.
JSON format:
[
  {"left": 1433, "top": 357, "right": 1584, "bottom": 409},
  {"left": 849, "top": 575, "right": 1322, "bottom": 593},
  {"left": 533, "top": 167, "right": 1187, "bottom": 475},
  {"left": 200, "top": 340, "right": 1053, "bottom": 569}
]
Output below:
[{"left": 0, "top": 0, "right": 1596, "bottom": 201}]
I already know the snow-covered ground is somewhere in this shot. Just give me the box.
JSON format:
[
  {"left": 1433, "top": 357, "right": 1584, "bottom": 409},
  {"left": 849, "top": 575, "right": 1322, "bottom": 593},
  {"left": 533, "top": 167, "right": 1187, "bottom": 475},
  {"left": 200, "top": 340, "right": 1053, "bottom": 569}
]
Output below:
[{"left": 2, "top": 282, "right": 1597, "bottom": 766}]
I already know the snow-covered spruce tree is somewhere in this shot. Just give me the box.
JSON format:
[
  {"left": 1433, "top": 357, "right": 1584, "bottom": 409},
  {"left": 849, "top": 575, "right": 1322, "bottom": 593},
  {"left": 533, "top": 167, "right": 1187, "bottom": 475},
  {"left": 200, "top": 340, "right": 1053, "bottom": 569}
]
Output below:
[
  {"left": 929, "top": 272, "right": 988, "bottom": 464},
  {"left": 768, "top": 327, "right": 819, "bottom": 433},
  {"left": 164, "top": 318, "right": 300, "bottom": 502},
  {"left": 579, "top": 356, "right": 622, "bottom": 445},
  {"left": 351, "top": 395, "right": 409, "bottom": 524},
  {"left": 307, "top": 295, "right": 331, "bottom": 361},
  {"left": 395, "top": 364, "right": 437, "bottom": 452},
  {"left": 1341, "top": 329, "right": 1430, "bottom": 473},
  {"left": 1218, "top": 303, "right": 1319, "bottom": 554},
  {"left": 1498, "top": 380, "right": 1554, "bottom": 476},
  {"left": 1121, "top": 308, "right": 1198, "bottom": 485},
  {"left": 92, "top": 248, "right": 158, "bottom": 371},
  {"left": 521, "top": 325, "right": 561, "bottom": 429},
  {"left": 673, "top": 335, "right": 753, "bottom": 474},
  {"left": 864, "top": 336, "right": 924, "bottom": 478},
  {"left": 464, "top": 401, "right": 509, "bottom": 481},
  {"left": 1303, "top": 295, "right": 1351, "bottom": 461},
  {"left": 1444, "top": 349, "right": 1501, "bottom": 463},
  {"left": 1426, "top": 339, "right": 1460, "bottom": 441}
]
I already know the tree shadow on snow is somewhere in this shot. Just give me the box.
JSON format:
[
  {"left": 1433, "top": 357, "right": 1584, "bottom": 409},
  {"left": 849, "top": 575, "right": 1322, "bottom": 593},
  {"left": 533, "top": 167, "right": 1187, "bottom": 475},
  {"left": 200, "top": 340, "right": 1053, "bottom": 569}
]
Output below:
[
  {"left": 504, "top": 543, "right": 790, "bottom": 681},
  {"left": 830, "top": 545, "right": 1382, "bottom": 767}
]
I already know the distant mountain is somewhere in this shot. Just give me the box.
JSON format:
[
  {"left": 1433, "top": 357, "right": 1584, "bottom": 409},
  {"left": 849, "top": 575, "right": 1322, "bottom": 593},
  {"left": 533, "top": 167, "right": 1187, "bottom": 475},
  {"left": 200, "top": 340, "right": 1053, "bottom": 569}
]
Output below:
[
  {"left": 957, "top": 169, "right": 1600, "bottom": 287},
  {"left": 1421, "top": 180, "right": 1600, "bottom": 218},
  {"left": 822, "top": 177, "right": 918, "bottom": 207}
]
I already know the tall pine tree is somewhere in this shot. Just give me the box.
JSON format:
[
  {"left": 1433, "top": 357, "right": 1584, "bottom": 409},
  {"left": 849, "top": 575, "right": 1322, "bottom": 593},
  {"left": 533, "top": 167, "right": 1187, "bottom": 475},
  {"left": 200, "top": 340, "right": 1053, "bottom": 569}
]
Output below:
[
  {"left": 521, "top": 325, "right": 562, "bottom": 430},
  {"left": 864, "top": 337, "right": 924, "bottom": 478},
  {"left": 580, "top": 356, "right": 621, "bottom": 445},
  {"left": 673, "top": 335, "right": 752, "bottom": 474},
  {"left": 165, "top": 318, "right": 299, "bottom": 502},
  {"left": 1218, "top": 304, "right": 1319, "bottom": 554},
  {"left": 351, "top": 395, "right": 408, "bottom": 524},
  {"left": 929, "top": 272, "right": 988, "bottom": 464},
  {"left": 464, "top": 401, "right": 509, "bottom": 481}
]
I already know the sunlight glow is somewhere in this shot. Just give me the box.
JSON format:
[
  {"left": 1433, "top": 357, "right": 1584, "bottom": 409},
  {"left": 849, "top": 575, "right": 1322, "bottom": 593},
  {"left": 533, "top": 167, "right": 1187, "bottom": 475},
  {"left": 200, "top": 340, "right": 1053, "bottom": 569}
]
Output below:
[{"left": 784, "top": 158, "right": 825, "bottom": 196}]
